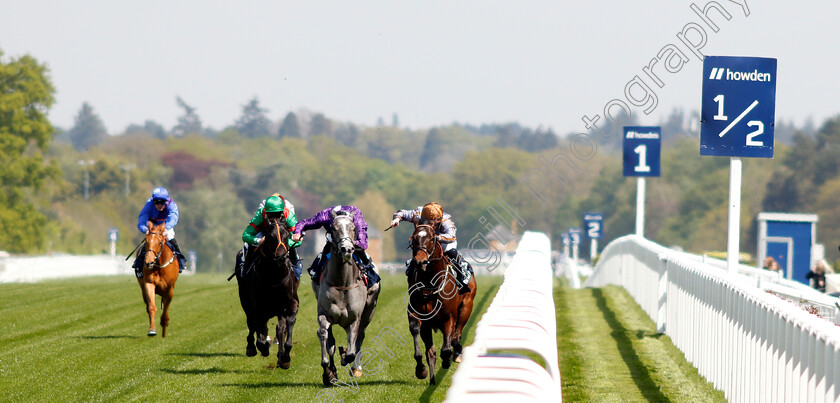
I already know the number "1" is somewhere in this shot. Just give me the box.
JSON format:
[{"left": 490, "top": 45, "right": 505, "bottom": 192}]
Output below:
[{"left": 634, "top": 144, "right": 650, "bottom": 172}]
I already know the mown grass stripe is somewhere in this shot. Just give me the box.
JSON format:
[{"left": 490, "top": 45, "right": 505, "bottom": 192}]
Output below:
[
  {"left": 555, "top": 283, "right": 725, "bottom": 402},
  {"left": 0, "top": 273, "right": 503, "bottom": 402}
]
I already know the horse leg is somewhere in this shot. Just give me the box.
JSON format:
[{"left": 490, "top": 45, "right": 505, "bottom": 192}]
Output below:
[
  {"left": 343, "top": 320, "right": 361, "bottom": 367},
  {"left": 141, "top": 281, "right": 157, "bottom": 336},
  {"left": 245, "top": 327, "right": 257, "bottom": 357},
  {"left": 408, "top": 316, "right": 427, "bottom": 379},
  {"left": 440, "top": 318, "right": 455, "bottom": 369},
  {"left": 453, "top": 280, "right": 476, "bottom": 363},
  {"left": 279, "top": 299, "right": 298, "bottom": 370},
  {"left": 351, "top": 295, "right": 377, "bottom": 378},
  {"left": 317, "top": 314, "right": 337, "bottom": 386},
  {"left": 256, "top": 320, "right": 270, "bottom": 357},
  {"left": 274, "top": 318, "right": 287, "bottom": 369},
  {"left": 160, "top": 287, "right": 174, "bottom": 338},
  {"left": 421, "top": 325, "right": 437, "bottom": 385}
]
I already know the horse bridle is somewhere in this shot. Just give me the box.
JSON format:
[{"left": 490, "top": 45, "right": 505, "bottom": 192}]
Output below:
[
  {"left": 262, "top": 218, "right": 288, "bottom": 258},
  {"left": 325, "top": 216, "right": 362, "bottom": 290},
  {"left": 411, "top": 224, "right": 444, "bottom": 263},
  {"left": 330, "top": 217, "right": 356, "bottom": 261},
  {"left": 146, "top": 229, "right": 175, "bottom": 269},
  {"left": 259, "top": 217, "right": 288, "bottom": 262}
]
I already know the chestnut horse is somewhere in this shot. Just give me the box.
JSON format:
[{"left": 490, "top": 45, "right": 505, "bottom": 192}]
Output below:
[
  {"left": 138, "top": 221, "right": 180, "bottom": 337},
  {"left": 406, "top": 218, "right": 477, "bottom": 385},
  {"left": 235, "top": 216, "right": 299, "bottom": 369}
]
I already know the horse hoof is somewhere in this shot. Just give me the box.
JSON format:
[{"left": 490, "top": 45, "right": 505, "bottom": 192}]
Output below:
[
  {"left": 351, "top": 368, "right": 363, "bottom": 378},
  {"left": 442, "top": 360, "right": 450, "bottom": 369},
  {"left": 323, "top": 371, "right": 336, "bottom": 387},
  {"left": 416, "top": 366, "right": 428, "bottom": 379},
  {"left": 454, "top": 354, "right": 463, "bottom": 363},
  {"left": 430, "top": 375, "right": 436, "bottom": 385},
  {"left": 257, "top": 341, "right": 270, "bottom": 357},
  {"left": 246, "top": 345, "right": 257, "bottom": 357},
  {"left": 147, "top": 329, "right": 157, "bottom": 337},
  {"left": 278, "top": 356, "right": 291, "bottom": 370}
]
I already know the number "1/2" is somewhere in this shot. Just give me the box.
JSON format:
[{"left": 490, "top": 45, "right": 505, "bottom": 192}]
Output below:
[{"left": 713, "top": 94, "right": 764, "bottom": 146}]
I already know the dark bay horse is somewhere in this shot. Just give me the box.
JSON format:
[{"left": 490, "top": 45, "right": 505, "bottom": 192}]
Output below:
[
  {"left": 406, "top": 219, "right": 477, "bottom": 385},
  {"left": 235, "top": 216, "right": 299, "bottom": 369},
  {"left": 138, "top": 221, "right": 180, "bottom": 337},
  {"left": 316, "top": 212, "right": 381, "bottom": 386}
]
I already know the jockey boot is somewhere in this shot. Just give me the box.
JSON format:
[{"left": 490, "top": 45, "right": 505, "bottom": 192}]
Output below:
[
  {"left": 309, "top": 244, "right": 331, "bottom": 282},
  {"left": 445, "top": 249, "right": 472, "bottom": 294},
  {"left": 308, "top": 253, "right": 324, "bottom": 282},
  {"left": 132, "top": 248, "right": 145, "bottom": 278},
  {"left": 354, "top": 250, "right": 379, "bottom": 286},
  {"left": 354, "top": 250, "right": 376, "bottom": 272},
  {"left": 290, "top": 248, "right": 303, "bottom": 281},
  {"left": 239, "top": 243, "right": 255, "bottom": 276},
  {"left": 169, "top": 238, "right": 186, "bottom": 272}
]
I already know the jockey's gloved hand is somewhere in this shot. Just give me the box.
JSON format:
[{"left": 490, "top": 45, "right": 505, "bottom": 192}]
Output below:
[
  {"left": 255, "top": 237, "right": 264, "bottom": 245},
  {"left": 288, "top": 239, "right": 302, "bottom": 249},
  {"left": 390, "top": 218, "right": 400, "bottom": 228}
]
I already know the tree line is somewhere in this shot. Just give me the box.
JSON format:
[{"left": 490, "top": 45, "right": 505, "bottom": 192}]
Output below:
[{"left": 3, "top": 49, "right": 837, "bottom": 272}]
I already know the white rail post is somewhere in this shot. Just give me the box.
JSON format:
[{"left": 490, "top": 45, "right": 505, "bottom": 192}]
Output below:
[
  {"left": 727, "top": 157, "right": 742, "bottom": 274},
  {"left": 636, "top": 177, "right": 646, "bottom": 237},
  {"left": 656, "top": 253, "right": 668, "bottom": 333}
]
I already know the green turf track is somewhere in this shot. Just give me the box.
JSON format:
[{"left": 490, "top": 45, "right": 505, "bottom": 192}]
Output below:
[
  {"left": 0, "top": 273, "right": 502, "bottom": 402},
  {"left": 555, "top": 282, "right": 726, "bottom": 402}
]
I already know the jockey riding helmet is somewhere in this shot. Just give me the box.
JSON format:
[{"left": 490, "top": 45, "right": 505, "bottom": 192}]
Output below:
[
  {"left": 152, "top": 187, "right": 169, "bottom": 201},
  {"left": 421, "top": 202, "right": 443, "bottom": 223},
  {"left": 264, "top": 196, "right": 285, "bottom": 213}
]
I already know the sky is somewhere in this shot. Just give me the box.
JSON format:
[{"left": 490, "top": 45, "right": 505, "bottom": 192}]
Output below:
[{"left": 1, "top": 1, "right": 838, "bottom": 136}]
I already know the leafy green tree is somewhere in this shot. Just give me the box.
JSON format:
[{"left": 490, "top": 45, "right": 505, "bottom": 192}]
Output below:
[
  {"left": 0, "top": 50, "right": 59, "bottom": 252},
  {"left": 177, "top": 185, "right": 250, "bottom": 273},
  {"left": 89, "top": 160, "right": 123, "bottom": 195},
  {"left": 332, "top": 123, "right": 359, "bottom": 147},
  {"left": 172, "top": 96, "right": 202, "bottom": 136},
  {"left": 278, "top": 111, "right": 301, "bottom": 138},
  {"left": 235, "top": 97, "right": 271, "bottom": 138},
  {"left": 309, "top": 113, "right": 332, "bottom": 136},
  {"left": 419, "top": 128, "right": 446, "bottom": 171},
  {"left": 125, "top": 120, "right": 167, "bottom": 138},
  {"left": 68, "top": 102, "right": 108, "bottom": 151}
]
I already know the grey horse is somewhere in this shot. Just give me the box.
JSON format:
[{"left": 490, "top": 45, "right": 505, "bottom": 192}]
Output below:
[{"left": 315, "top": 212, "right": 381, "bottom": 386}]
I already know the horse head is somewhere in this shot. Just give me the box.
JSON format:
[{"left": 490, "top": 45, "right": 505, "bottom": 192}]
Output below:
[
  {"left": 411, "top": 218, "right": 439, "bottom": 272},
  {"left": 144, "top": 221, "right": 169, "bottom": 269},
  {"left": 329, "top": 211, "right": 356, "bottom": 263},
  {"left": 261, "top": 215, "right": 290, "bottom": 261}
]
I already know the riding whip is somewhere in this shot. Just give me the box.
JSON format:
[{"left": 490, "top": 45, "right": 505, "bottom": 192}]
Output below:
[{"left": 124, "top": 240, "right": 146, "bottom": 261}]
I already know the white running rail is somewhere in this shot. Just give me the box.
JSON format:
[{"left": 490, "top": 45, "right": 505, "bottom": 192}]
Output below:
[
  {"left": 584, "top": 234, "right": 840, "bottom": 402},
  {"left": 446, "top": 231, "right": 561, "bottom": 402}
]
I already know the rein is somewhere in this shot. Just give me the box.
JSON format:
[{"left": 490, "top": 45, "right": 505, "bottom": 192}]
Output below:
[
  {"left": 257, "top": 222, "right": 288, "bottom": 260},
  {"left": 146, "top": 230, "right": 176, "bottom": 269},
  {"left": 410, "top": 226, "right": 456, "bottom": 296}
]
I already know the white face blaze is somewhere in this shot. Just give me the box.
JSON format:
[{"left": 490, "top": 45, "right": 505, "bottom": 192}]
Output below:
[{"left": 418, "top": 230, "right": 427, "bottom": 237}]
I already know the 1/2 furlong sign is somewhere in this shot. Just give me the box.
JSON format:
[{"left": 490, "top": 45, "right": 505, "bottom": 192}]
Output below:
[{"left": 700, "top": 56, "right": 777, "bottom": 158}]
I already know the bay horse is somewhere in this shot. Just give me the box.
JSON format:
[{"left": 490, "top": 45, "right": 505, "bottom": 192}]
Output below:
[
  {"left": 235, "top": 216, "right": 299, "bottom": 369},
  {"left": 316, "top": 212, "right": 381, "bottom": 386},
  {"left": 406, "top": 218, "right": 477, "bottom": 385},
  {"left": 138, "top": 221, "right": 180, "bottom": 337}
]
